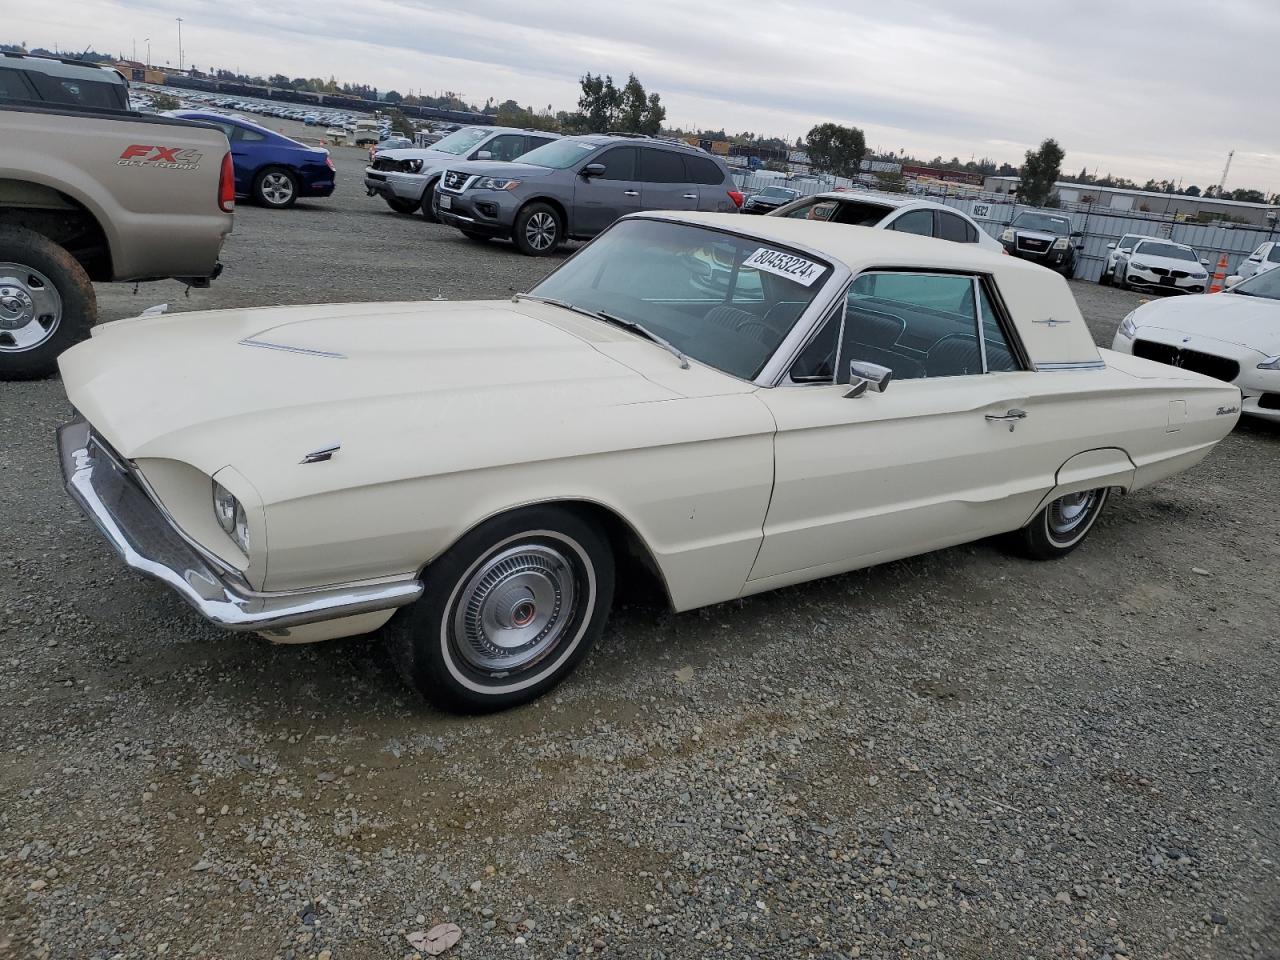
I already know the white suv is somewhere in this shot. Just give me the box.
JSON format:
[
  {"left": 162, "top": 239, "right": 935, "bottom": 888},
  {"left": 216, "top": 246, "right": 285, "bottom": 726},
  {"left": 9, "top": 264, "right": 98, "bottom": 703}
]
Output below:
[
  {"left": 1235, "top": 241, "right": 1280, "bottom": 282},
  {"left": 1099, "top": 233, "right": 1160, "bottom": 285}
]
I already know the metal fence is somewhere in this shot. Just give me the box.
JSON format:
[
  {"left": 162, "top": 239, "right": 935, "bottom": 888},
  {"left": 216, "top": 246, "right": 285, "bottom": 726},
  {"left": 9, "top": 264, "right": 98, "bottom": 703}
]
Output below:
[{"left": 730, "top": 173, "right": 1279, "bottom": 284}]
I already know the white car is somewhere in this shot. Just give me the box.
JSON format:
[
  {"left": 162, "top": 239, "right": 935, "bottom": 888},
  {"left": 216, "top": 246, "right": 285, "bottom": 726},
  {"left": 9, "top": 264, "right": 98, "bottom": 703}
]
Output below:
[
  {"left": 56, "top": 213, "right": 1239, "bottom": 712},
  {"left": 1112, "top": 265, "right": 1280, "bottom": 421},
  {"left": 1235, "top": 240, "right": 1280, "bottom": 282},
  {"left": 768, "top": 191, "right": 1002, "bottom": 251},
  {"left": 1099, "top": 232, "right": 1161, "bottom": 285},
  {"left": 1112, "top": 239, "right": 1211, "bottom": 294}
]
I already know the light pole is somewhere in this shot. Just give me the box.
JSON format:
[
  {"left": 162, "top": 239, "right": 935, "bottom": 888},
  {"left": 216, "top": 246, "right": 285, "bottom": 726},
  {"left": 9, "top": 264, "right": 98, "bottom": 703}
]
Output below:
[
  {"left": 176, "top": 18, "right": 184, "bottom": 72},
  {"left": 145, "top": 38, "right": 151, "bottom": 68}
]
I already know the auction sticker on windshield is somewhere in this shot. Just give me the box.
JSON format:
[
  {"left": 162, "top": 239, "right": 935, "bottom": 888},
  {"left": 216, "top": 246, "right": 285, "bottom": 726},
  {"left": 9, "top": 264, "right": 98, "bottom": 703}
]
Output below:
[{"left": 743, "top": 248, "right": 824, "bottom": 286}]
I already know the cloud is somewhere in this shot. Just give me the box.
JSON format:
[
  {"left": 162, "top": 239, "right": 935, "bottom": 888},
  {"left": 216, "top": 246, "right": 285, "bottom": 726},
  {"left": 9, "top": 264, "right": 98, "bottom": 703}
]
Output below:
[{"left": 12, "top": 0, "right": 1278, "bottom": 190}]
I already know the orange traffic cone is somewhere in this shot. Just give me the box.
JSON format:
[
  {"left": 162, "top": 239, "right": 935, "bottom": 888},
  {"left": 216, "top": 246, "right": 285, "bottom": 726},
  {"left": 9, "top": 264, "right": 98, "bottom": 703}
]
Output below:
[{"left": 1208, "top": 253, "right": 1229, "bottom": 293}]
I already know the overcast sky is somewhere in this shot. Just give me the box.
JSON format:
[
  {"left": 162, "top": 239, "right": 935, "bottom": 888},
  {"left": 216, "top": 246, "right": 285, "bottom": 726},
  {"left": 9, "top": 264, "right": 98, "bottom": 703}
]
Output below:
[{"left": 15, "top": 0, "right": 1279, "bottom": 192}]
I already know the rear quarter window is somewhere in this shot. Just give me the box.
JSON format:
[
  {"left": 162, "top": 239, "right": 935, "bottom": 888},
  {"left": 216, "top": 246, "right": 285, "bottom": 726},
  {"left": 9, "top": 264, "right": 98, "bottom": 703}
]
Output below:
[
  {"left": 685, "top": 155, "right": 725, "bottom": 185},
  {"left": 26, "top": 71, "right": 127, "bottom": 110},
  {"left": 639, "top": 148, "right": 686, "bottom": 184}
]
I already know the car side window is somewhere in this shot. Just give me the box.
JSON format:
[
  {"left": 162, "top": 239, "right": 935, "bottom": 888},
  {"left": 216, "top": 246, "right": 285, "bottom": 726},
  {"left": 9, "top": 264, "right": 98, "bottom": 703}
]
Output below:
[
  {"left": 527, "top": 136, "right": 555, "bottom": 150},
  {"left": 937, "top": 211, "right": 977, "bottom": 244},
  {"left": 781, "top": 199, "right": 838, "bottom": 221},
  {"left": 484, "top": 135, "right": 526, "bottom": 161},
  {"left": 1268, "top": 245, "right": 1280, "bottom": 263},
  {"left": 887, "top": 209, "right": 934, "bottom": 237},
  {"left": 594, "top": 147, "right": 636, "bottom": 180},
  {"left": 839, "top": 273, "right": 1012, "bottom": 381},
  {"left": 233, "top": 127, "right": 266, "bottom": 142},
  {"left": 685, "top": 155, "right": 725, "bottom": 185},
  {"left": 639, "top": 148, "right": 685, "bottom": 184}
]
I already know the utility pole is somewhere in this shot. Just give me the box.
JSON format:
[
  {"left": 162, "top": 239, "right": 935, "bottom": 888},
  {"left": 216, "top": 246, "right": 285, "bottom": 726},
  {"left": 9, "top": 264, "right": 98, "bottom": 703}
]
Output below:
[
  {"left": 145, "top": 38, "right": 151, "bottom": 68},
  {"left": 176, "top": 18, "right": 184, "bottom": 72}
]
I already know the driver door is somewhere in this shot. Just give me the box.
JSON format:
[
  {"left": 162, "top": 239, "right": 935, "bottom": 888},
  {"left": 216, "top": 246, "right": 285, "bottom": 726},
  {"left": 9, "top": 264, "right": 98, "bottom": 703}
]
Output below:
[
  {"left": 573, "top": 146, "right": 642, "bottom": 236},
  {"left": 747, "top": 272, "right": 1056, "bottom": 589}
]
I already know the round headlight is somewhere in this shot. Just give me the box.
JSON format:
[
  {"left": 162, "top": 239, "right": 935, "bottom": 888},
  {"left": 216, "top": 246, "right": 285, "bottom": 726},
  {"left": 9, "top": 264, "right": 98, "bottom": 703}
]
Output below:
[{"left": 213, "top": 481, "right": 238, "bottom": 534}]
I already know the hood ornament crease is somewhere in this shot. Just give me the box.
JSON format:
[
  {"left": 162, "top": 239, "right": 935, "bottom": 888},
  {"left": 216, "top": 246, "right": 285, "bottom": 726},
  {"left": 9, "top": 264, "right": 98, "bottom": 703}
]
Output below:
[{"left": 240, "top": 337, "right": 346, "bottom": 359}]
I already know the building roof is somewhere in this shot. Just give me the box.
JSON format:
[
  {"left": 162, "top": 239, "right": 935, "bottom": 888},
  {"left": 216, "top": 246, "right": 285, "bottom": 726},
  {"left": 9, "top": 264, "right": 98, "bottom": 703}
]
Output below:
[{"left": 986, "top": 175, "right": 1277, "bottom": 211}]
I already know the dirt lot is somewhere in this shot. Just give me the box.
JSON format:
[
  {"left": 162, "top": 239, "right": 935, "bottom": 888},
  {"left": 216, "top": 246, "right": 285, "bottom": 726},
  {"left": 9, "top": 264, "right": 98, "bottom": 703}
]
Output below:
[{"left": 1, "top": 131, "right": 1277, "bottom": 960}]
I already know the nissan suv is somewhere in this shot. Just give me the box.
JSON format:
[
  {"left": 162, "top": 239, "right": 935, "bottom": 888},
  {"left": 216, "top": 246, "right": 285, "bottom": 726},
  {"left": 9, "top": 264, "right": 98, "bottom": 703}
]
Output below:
[
  {"left": 363, "top": 125, "right": 559, "bottom": 220},
  {"left": 433, "top": 134, "right": 744, "bottom": 255}
]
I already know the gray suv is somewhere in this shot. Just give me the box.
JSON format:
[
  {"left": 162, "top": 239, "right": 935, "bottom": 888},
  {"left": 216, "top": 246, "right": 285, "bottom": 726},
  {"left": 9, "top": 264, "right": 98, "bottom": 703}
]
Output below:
[
  {"left": 433, "top": 134, "right": 742, "bottom": 255},
  {"left": 363, "top": 125, "right": 559, "bottom": 220}
]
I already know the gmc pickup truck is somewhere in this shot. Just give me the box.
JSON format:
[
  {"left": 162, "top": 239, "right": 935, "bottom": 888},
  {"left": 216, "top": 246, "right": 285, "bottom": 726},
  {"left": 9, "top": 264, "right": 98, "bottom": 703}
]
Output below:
[{"left": 0, "top": 53, "right": 234, "bottom": 379}]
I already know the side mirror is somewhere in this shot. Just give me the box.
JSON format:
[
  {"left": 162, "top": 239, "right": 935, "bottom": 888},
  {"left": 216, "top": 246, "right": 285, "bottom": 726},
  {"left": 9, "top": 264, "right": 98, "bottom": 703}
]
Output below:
[
  {"left": 1225, "top": 275, "right": 1242, "bottom": 289},
  {"left": 1106, "top": 242, "right": 1116, "bottom": 250},
  {"left": 582, "top": 162, "right": 606, "bottom": 178},
  {"left": 475, "top": 150, "right": 493, "bottom": 161},
  {"left": 1070, "top": 231, "right": 1084, "bottom": 239},
  {"left": 1201, "top": 258, "right": 1210, "bottom": 266},
  {"left": 844, "top": 360, "right": 893, "bottom": 398}
]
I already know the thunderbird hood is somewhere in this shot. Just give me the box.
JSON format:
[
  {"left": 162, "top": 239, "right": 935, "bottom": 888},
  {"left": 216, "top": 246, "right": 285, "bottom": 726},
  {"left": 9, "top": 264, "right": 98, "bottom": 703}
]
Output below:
[
  {"left": 1131, "top": 291, "right": 1280, "bottom": 355},
  {"left": 58, "top": 300, "right": 685, "bottom": 501}
]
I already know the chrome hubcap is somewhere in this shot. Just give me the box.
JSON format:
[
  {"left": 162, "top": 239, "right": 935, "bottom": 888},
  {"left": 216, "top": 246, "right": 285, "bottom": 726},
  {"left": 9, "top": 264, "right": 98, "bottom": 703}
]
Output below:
[
  {"left": 1047, "top": 490, "right": 1098, "bottom": 542},
  {"left": 0, "top": 264, "right": 61, "bottom": 352},
  {"left": 452, "top": 543, "right": 577, "bottom": 674},
  {"left": 525, "top": 212, "right": 557, "bottom": 250},
  {"left": 262, "top": 173, "right": 294, "bottom": 204}
]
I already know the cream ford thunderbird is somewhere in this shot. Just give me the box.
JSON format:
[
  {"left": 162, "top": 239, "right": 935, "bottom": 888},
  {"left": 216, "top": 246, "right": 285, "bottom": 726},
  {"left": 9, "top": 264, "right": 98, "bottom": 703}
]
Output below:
[{"left": 57, "top": 213, "right": 1240, "bottom": 711}]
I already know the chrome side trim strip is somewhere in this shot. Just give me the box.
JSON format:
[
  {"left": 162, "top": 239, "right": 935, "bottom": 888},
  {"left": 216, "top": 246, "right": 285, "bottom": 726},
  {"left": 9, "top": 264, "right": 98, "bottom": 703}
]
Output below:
[
  {"left": 239, "top": 338, "right": 346, "bottom": 359},
  {"left": 1033, "top": 360, "right": 1108, "bottom": 371},
  {"left": 57, "top": 420, "right": 422, "bottom": 633}
]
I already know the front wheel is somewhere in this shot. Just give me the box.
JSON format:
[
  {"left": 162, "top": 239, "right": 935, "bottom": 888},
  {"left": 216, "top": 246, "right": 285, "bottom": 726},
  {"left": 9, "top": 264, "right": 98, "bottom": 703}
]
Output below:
[
  {"left": 1114, "top": 268, "right": 1129, "bottom": 291},
  {"left": 386, "top": 506, "right": 615, "bottom": 713},
  {"left": 1009, "top": 488, "right": 1110, "bottom": 560},
  {"left": 420, "top": 181, "right": 441, "bottom": 222},
  {"left": 513, "top": 202, "right": 562, "bottom": 256},
  {"left": 1098, "top": 268, "right": 1112, "bottom": 286},
  {"left": 385, "top": 196, "right": 420, "bottom": 215},
  {"left": 253, "top": 167, "right": 299, "bottom": 208},
  {"left": 0, "top": 226, "right": 96, "bottom": 380}
]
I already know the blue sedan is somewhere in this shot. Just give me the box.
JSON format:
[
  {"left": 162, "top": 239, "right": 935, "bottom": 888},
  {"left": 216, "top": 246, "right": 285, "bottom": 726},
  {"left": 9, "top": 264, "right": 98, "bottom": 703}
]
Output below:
[{"left": 174, "top": 111, "right": 335, "bottom": 209}]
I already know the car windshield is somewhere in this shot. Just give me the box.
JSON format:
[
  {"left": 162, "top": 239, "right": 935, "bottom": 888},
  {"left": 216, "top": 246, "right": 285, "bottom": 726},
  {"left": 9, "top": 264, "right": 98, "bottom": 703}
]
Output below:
[
  {"left": 515, "top": 139, "right": 600, "bottom": 169},
  {"left": 759, "top": 187, "right": 799, "bottom": 200},
  {"left": 431, "top": 127, "right": 491, "bottom": 156},
  {"left": 1134, "top": 241, "right": 1197, "bottom": 262},
  {"left": 529, "top": 218, "right": 834, "bottom": 380},
  {"left": 1012, "top": 212, "right": 1071, "bottom": 235},
  {"left": 1230, "top": 268, "right": 1280, "bottom": 301},
  {"left": 776, "top": 197, "right": 893, "bottom": 225}
]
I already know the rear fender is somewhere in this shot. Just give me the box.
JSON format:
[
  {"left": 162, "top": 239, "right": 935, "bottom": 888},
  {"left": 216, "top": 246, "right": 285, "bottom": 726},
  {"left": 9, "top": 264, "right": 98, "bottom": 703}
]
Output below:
[{"left": 1026, "top": 447, "right": 1136, "bottom": 523}]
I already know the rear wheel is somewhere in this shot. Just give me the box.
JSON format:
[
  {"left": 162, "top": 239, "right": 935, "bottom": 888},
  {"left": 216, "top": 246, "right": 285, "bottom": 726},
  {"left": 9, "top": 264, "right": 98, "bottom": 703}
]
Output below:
[
  {"left": 253, "top": 167, "right": 298, "bottom": 208},
  {"left": 1098, "top": 267, "right": 1112, "bottom": 286},
  {"left": 386, "top": 505, "right": 615, "bottom": 713},
  {"left": 0, "top": 226, "right": 96, "bottom": 381},
  {"left": 1009, "top": 488, "right": 1110, "bottom": 560},
  {"left": 513, "top": 203, "right": 561, "bottom": 256},
  {"left": 385, "top": 196, "right": 420, "bottom": 214}
]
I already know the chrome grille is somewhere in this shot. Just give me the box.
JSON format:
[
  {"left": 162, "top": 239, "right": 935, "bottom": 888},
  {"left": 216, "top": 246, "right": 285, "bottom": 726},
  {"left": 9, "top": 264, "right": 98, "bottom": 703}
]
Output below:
[{"left": 441, "top": 170, "right": 469, "bottom": 192}]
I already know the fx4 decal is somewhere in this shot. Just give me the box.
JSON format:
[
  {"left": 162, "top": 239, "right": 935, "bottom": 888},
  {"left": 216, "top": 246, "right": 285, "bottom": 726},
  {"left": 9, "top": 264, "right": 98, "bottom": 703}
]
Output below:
[{"left": 118, "top": 145, "right": 204, "bottom": 171}]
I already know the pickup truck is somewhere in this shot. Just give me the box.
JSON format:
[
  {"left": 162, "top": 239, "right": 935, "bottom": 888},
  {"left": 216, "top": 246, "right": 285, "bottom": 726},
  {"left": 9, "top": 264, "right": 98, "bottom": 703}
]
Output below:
[{"left": 0, "top": 53, "right": 234, "bottom": 379}]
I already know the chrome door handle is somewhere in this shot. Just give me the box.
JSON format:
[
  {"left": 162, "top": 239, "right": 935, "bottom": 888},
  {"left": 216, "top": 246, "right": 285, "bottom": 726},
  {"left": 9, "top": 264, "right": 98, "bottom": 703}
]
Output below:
[
  {"left": 985, "top": 408, "right": 1027, "bottom": 432},
  {"left": 624, "top": 190, "right": 640, "bottom": 197},
  {"left": 682, "top": 193, "right": 698, "bottom": 200}
]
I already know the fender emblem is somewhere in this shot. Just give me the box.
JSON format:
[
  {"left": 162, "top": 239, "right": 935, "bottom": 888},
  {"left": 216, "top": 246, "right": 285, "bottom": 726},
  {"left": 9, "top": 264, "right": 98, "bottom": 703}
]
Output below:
[
  {"left": 1034, "top": 317, "right": 1070, "bottom": 327},
  {"left": 1216, "top": 405, "right": 1239, "bottom": 416},
  {"left": 301, "top": 443, "right": 341, "bottom": 464}
]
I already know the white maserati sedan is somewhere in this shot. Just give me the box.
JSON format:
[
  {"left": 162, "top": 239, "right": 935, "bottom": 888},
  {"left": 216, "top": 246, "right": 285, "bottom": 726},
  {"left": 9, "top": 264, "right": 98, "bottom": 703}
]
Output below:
[
  {"left": 1113, "top": 264, "right": 1280, "bottom": 422},
  {"left": 57, "top": 214, "right": 1240, "bottom": 712}
]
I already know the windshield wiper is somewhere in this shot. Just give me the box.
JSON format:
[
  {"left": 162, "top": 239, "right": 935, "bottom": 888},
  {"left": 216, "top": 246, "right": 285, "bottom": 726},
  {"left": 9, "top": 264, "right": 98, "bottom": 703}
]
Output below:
[{"left": 515, "top": 294, "right": 690, "bottom": 369}]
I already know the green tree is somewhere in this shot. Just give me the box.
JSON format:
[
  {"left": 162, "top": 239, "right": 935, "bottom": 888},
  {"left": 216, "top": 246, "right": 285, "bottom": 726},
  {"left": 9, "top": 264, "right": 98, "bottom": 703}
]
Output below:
[
  {"left": 1018, "top": 138, "right": 1065, "bottom": 207},
  {"left": 151, "top": 92, "right": 181, "bottom": 111},
  {"left": 805, "top": 122, "right": 866, "bottom": 179},
  {"left": 874, "top": 169, "right": 906, "bottom": 193},
  {"left": 566, "top": 72, "right": 664, "bottom": 135},
  {"left": 1184, "top": 184, "right": 1201, "bottom": 197},
  {"left": 384, "top": 89, "right": 403, "bottom": 104}
]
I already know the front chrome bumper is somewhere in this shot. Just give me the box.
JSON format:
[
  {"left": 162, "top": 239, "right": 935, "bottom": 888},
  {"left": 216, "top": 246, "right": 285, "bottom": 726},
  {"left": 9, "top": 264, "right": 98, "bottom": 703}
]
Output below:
[{"left": 57, "top": 419, "right": 423, "bottom": 633}]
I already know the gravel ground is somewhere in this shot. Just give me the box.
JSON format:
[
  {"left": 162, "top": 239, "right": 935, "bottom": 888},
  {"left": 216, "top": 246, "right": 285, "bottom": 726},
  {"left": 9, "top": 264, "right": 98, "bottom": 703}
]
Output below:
[{"left": 1, "top": 127, "right": 1277, "bottom": 959}]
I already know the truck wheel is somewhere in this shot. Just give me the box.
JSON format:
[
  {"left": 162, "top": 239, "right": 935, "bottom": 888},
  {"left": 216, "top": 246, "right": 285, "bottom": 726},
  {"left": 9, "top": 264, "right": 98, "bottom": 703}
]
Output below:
[
  {"left": 513, "top": 203, "right": 562, "bottom": 256},
  {"left": 253, "top": 167, "right": 299, "bottom": 208},
  {"left": 385, "top": 505, "right": 615, "bottom": 713},
  {"left": 385, "top": 196, "right": 420, "bottom": 215},
  {"left": 420, "top": 180, "right": 441, "bottom": 222},
  {"left": 0, "top": 226, "right": 96, "bottom": 381}
]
